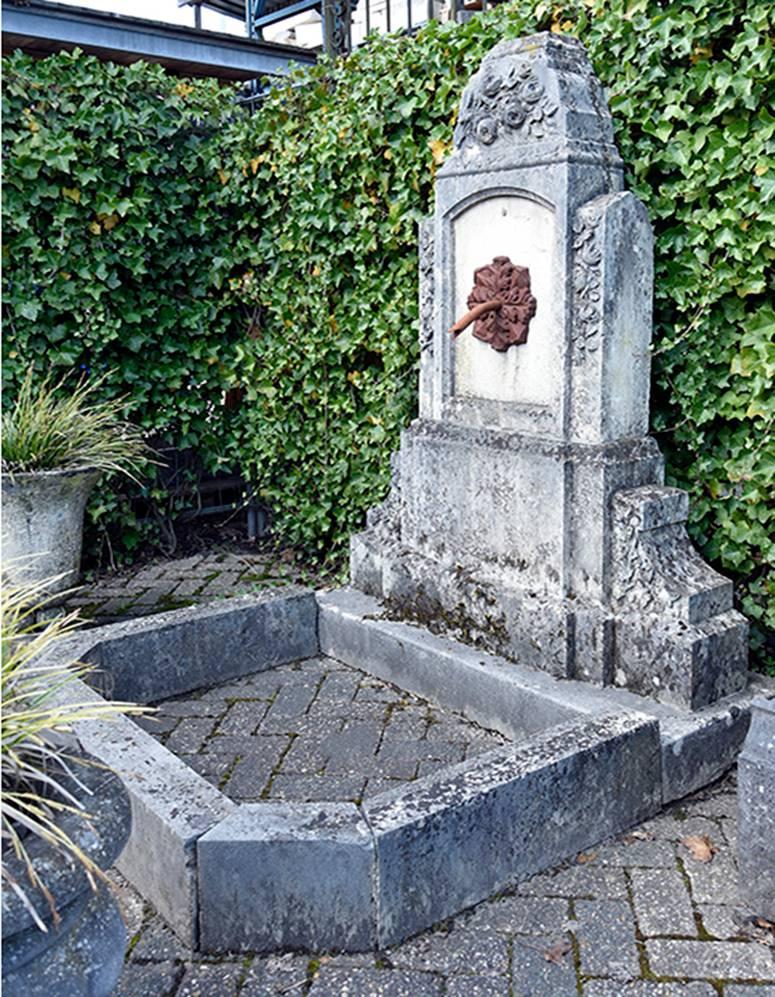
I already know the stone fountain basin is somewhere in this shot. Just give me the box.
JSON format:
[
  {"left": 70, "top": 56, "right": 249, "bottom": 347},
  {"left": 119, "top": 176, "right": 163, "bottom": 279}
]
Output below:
[{"left": 47, "top": 588, "right": 763, "bottom": 954}]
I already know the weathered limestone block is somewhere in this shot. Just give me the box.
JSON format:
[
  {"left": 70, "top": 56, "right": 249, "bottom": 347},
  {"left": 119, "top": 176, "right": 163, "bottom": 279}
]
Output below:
[
  {"left": 738, "top": 696, "right": 775, "bottom": 920},
  {"left": 197, "top": 803, "right": 376, "bottom": 953},
  {"left": 611, "top": 487, "right": 747, "bottom": 707},
  {"left": 351, "top": 31, "right": 747, "bottom": 710},
  {"left": 367, "top": 712, "right": 661, "bottom": 947}
]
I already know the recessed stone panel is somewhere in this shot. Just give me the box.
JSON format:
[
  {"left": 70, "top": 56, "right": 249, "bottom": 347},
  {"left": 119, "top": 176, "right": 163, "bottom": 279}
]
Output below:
[{"left": 453, "top": 194, "right": 557, "bottom": 406}]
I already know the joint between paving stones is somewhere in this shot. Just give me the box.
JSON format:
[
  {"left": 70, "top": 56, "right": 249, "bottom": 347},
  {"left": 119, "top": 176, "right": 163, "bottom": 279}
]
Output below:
[
  {"left": 565, "top": 897, "right": 585, "bottom": 995},
  {"left": 674, "top": 851, "right": 716, "bottom": 942},
  {"left": 260, "top": 732, "right": 299, "bottom": 800},
  {"left": 218, "top": 754, "right": 242, "bottom": 793},
  {"left": 623, "top": 866, "right": 655, "bottom": 983}
]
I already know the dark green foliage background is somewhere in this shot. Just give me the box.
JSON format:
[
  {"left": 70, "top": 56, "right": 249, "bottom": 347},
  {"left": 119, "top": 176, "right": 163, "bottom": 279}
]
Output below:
[
  {"left": 2, "top": 55, "right": 245, "bottom": 551},
  {"left": 3, "top": 0, "right": 773, "bottom": 665}
]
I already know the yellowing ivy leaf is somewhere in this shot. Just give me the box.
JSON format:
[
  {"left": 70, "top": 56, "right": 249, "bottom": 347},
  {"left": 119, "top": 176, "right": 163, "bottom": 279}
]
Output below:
[
  {"left": 98, "top": 212, "right": 119, "bottom": 231},
  {"left": 62, "top": 187, "right": 81, "bottom": 203},
  {"left": 691, "top": 45, "right": 713, "bottom": 64},
  {"left": 429, "top": 138, "right": 448, "bottom": 165},
  {"left": 175, "top": 82, "right": 194, "bottom": 97},
  {"left": 218, "top": 169, "right": 229, "bottom": 184},
  {"left": 88, "top": 220, "right": 101, "bottom": 235},
  {"left": 746, "top": 400, "right": 768, "bottom": 419}
]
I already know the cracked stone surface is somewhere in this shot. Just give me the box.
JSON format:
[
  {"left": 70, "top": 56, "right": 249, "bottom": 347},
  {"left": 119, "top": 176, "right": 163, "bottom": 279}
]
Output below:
[{"left": 140, "top": 656, "right": 509, "bottom": 804}]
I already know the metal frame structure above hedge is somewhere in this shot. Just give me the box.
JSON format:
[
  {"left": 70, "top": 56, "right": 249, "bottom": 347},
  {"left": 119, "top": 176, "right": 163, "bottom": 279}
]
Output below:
[{"left": 2, "top": 0, "right": 317, "bottom": 80}]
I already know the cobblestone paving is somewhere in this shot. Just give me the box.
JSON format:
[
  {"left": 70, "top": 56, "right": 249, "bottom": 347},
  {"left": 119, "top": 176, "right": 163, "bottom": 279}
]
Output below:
[
  {"left": 138, "top": 656, "right": 509, "bottom": 804},
  {"left": 112, "top": 770, "right": 775, "bottom": 996},
  {"left": 76, "top": 555, "right": 774, "bottom": 995},
  {"left": 64, "top": 548, "right": 328, "bottom": 625}
]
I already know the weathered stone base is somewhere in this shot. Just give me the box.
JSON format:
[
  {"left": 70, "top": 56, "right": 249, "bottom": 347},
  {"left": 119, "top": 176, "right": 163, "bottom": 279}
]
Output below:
[
  {"left": 351, "top": 425, "right": 748, "bottom": 709},
  {"left": 352, "top": 528, "right": 747, "bottom": 711}
]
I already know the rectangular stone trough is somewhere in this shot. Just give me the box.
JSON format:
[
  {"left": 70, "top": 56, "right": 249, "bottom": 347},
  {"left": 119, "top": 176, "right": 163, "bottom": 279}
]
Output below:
[{"left": 47, "top": 587, "right": 766, "bottom": 954}]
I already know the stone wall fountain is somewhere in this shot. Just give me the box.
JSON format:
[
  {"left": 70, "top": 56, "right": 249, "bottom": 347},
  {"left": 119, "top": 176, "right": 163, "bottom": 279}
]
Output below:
[
  {"left": 45, "top": 33, "right": 772, "bottom": 956},
  {"left": 352, "top": 31, "right": 748, "bottom": 712}
]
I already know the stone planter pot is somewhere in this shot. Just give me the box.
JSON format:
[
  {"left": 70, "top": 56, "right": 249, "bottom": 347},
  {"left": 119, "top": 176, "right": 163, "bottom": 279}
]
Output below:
[
  {"left": 1, "top": 468, "right": 100, "bottom": 596},
  {"left": 1, "top": 758, "right": 132, "bottom": 997}
]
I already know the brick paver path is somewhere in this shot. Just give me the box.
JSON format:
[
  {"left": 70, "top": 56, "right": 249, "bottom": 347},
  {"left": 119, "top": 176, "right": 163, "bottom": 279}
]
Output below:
[
  {"left": 141, "top": 655, "right": 508, "bottom": 804},
  {"left": 66, "top": 549, "right": 328, "bottom": 625},
  {"left": 72, "top": 553, "right": 774, "bottom": 995}
]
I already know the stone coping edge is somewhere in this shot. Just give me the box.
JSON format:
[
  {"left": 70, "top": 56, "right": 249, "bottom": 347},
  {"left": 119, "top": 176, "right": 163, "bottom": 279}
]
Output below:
[
  {"left": 196, "top": 710, "right": 662, "bottom": 952},
  {"left": 38, "top": 587, "right": 774, "bottom": 952},
  {"left": 317, "top": 588, "right": 775, "bottom": 804},
  {"left": 43, "top": 589, "right": 318, "bottom": 947}
]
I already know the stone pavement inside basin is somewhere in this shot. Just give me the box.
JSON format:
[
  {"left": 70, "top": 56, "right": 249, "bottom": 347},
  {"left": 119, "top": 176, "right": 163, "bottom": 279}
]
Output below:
[
  {"left": 139, "top": 655, "right": 509, "bottom": 804},
  {"left": 73, "top": 554, "right": 774, "bottom": 994}
]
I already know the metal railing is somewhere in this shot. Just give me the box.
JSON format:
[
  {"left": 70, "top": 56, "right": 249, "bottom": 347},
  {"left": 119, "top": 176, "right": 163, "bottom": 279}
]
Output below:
[
  {"left": 179, "top": 0, "right": 495, "bottom": 59},
  {"left": 256, "top": 0, "right": 492, "bottom": 57}
]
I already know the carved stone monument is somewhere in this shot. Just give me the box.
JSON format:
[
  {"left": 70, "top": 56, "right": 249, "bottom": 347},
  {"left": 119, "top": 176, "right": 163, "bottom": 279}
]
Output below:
[{"left": 352, "top": 33, "right": 748, "bottom": 709}]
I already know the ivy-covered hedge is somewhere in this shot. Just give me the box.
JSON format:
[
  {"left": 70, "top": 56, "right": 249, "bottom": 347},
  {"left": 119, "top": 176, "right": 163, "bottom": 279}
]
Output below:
[
  {"left": 2, "top": 56, "right": 245, "bottom": 551},
  {"left": 3, "top": 0, "right": 773, "bottom": 665}
]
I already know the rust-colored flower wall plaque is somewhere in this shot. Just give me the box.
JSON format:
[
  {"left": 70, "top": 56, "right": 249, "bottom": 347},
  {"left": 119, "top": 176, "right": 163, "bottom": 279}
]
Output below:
[{"left": 449, "top": 256, "right": 537, "bottom": 352}]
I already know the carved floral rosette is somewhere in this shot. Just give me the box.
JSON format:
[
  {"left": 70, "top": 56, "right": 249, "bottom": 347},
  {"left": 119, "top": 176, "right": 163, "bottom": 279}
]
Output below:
[
  {"left": 454, "top": 60, "right": 558, "bottom": 149},
  {"left": 467, "top": 256, "right": 537, "bottom": 352}
]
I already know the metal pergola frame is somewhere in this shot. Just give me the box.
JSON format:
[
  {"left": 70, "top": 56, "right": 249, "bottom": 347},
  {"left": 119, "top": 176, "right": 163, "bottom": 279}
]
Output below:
[{"left": 2, "top": 0, "right": 318, "bottom": 80}]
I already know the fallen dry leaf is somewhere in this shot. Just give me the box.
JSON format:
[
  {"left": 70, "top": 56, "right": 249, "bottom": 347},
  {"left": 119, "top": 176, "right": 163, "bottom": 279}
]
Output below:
[
  {"left": 576, "top": 851, "right": 597, "bottom": 865},
  {"left": 754, "top": 917, "right": 775, "bottom": 935},
  {"left": 681, "top": 834, "right": 717, "bottom": 863},
  {"left": 543, "top": 940, "right": 572, "bottom": 964}
]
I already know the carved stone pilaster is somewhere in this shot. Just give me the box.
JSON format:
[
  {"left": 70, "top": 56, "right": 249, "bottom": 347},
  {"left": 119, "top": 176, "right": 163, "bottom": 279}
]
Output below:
[
  {"left": 571, "top": 205, "right": 604, "bottom": 365},
  {"left": 418, "top": 218, "right": 434, "bottom": 355}
]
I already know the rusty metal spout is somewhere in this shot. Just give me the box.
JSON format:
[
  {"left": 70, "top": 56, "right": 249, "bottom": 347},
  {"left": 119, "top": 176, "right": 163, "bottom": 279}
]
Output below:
[{"left": 449, "top": 299, "right": 503, "bottom": 336}]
